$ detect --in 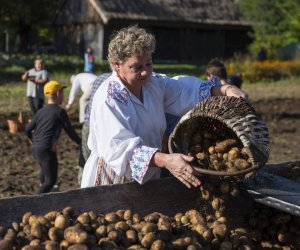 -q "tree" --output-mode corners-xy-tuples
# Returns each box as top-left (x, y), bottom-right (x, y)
(237, 0), (300, 58)
(0, 0), (63, 52)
